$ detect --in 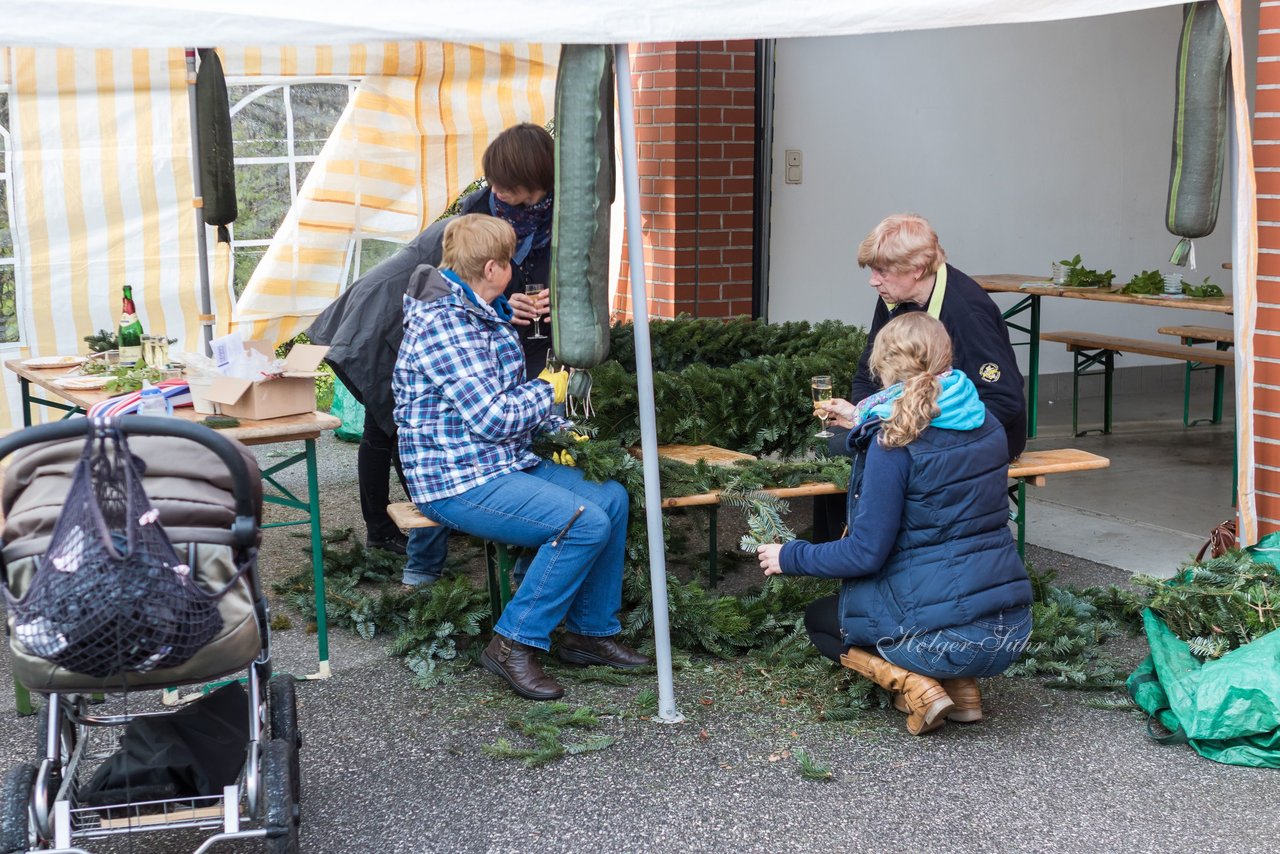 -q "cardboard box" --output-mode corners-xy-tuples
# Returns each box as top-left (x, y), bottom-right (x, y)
(201, 342), (329, 421)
